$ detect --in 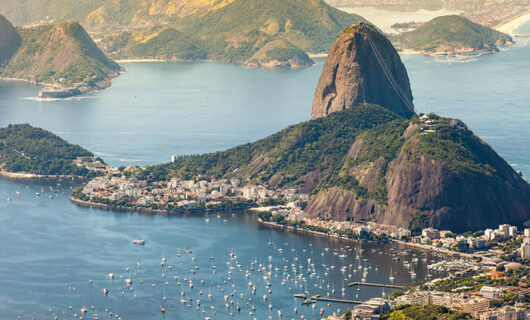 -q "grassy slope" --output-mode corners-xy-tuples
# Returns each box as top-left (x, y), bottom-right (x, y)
(136, 105), (402, 188)
(181, 0), (367, 54)
(1, 21), (121, 87)
(394, 15), (512, 52)
(0, 15), (22, 64)
(125, 28), (208, 60)
(0, 124), (94, 176)
(0, 0), (233, 28)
